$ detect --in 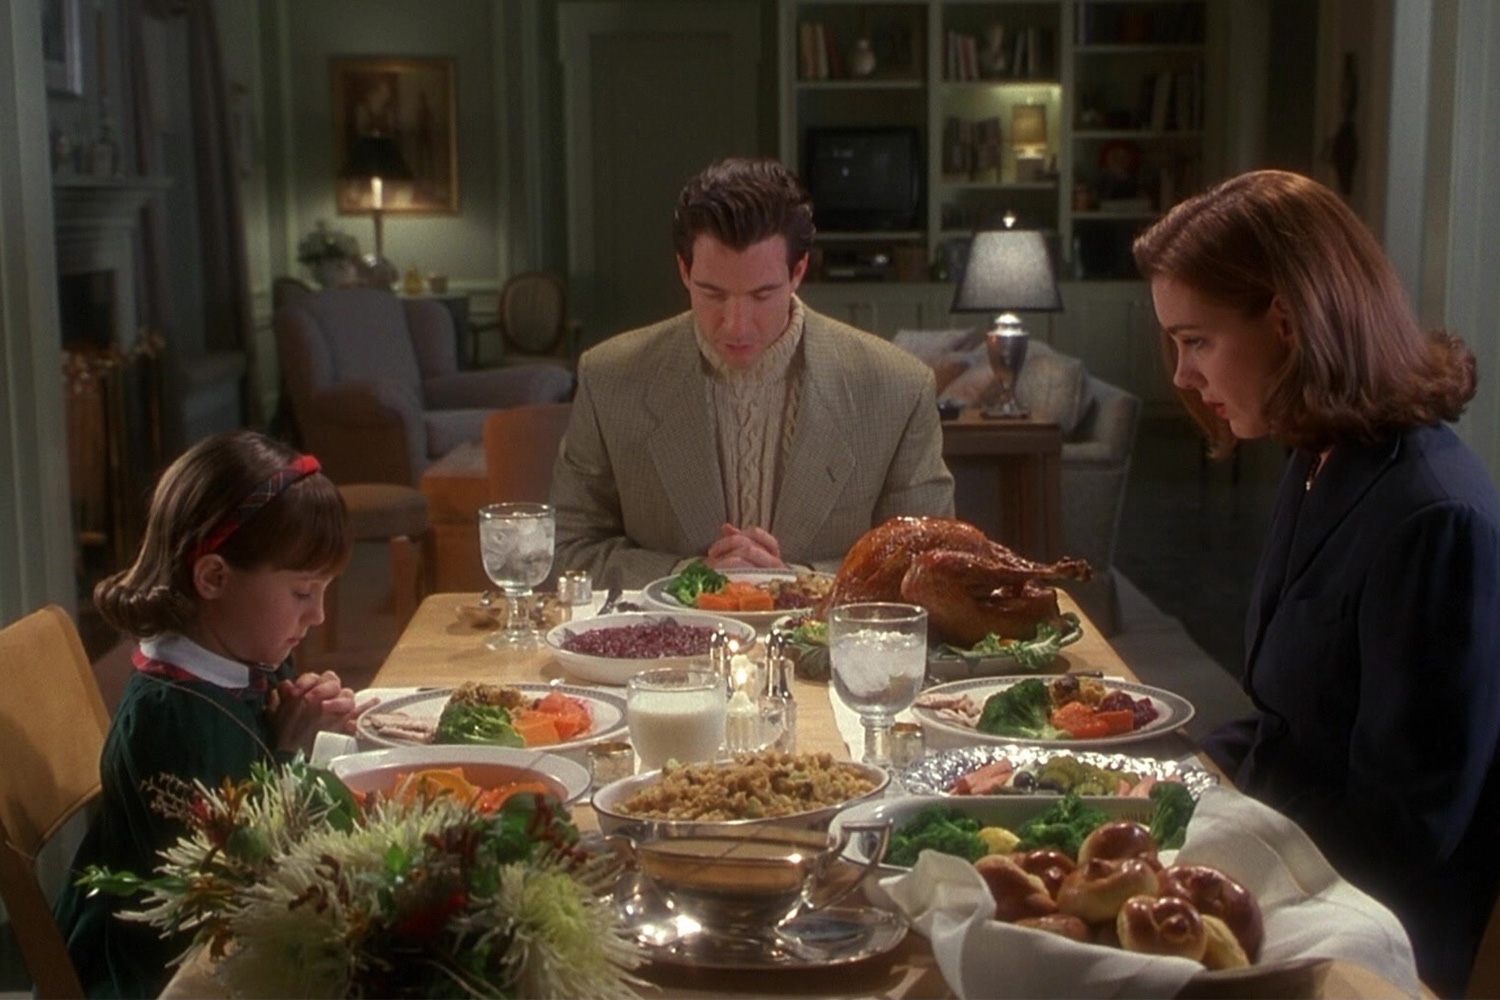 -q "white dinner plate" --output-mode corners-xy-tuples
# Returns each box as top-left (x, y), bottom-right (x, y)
(545, 610), (756, 685)
(641, 568), (832, 632)
(329, 744), (591, 805)
(354, 683), (627, 756)
(912, 676), (1195, 749)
